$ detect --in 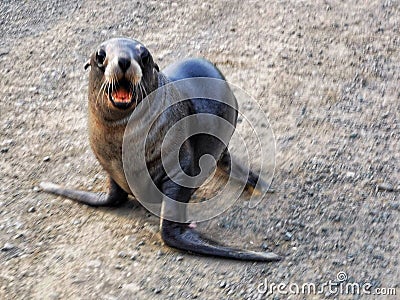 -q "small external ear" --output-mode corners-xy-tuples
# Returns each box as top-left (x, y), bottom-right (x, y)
(84, 59), (91, 70)
(154, 64), (159, 72)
